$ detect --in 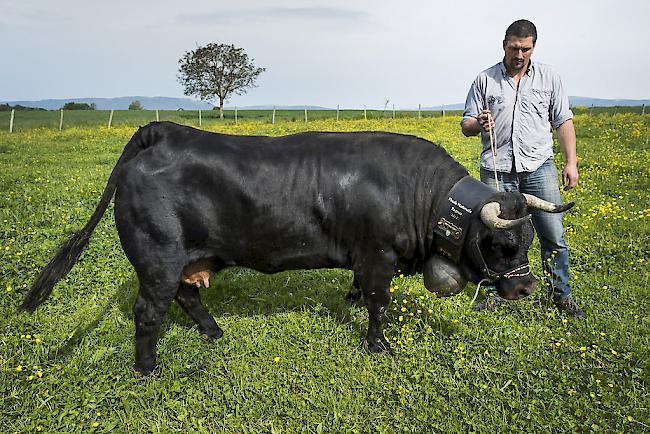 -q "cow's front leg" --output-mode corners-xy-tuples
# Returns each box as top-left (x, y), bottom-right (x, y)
(357, 259), (395, 354)
(345, 274), (362, 302)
